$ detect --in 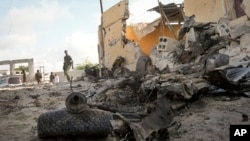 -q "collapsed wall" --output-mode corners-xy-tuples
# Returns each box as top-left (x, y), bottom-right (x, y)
(149, 0), (250, 73)
(98, 0), (141, 71)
